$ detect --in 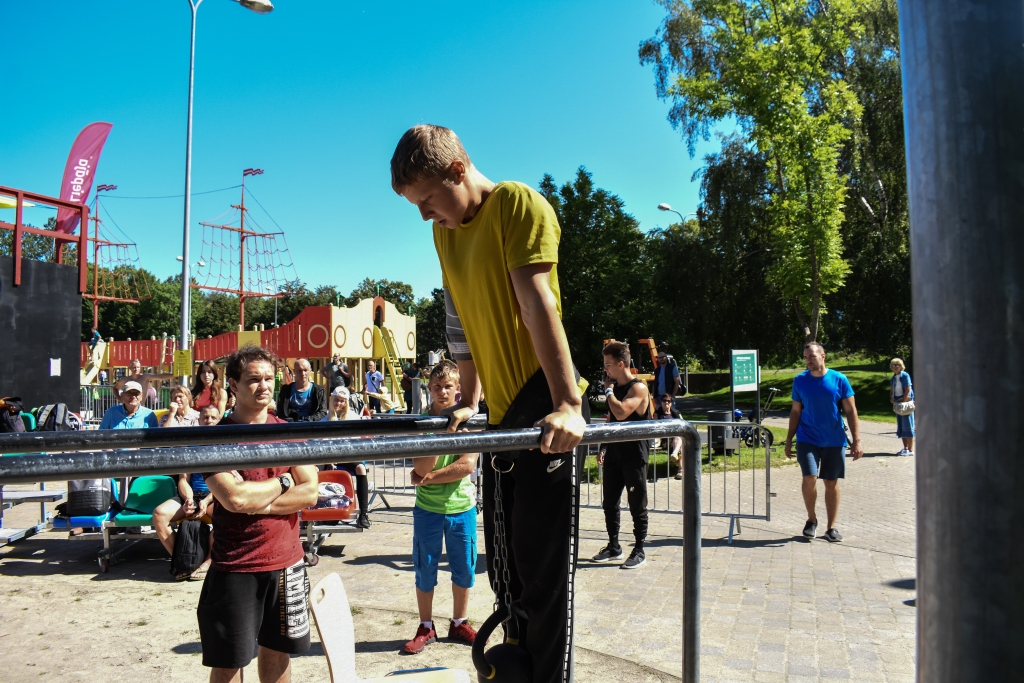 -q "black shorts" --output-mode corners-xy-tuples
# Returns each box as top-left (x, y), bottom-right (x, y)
(196, 562), (311, 669)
